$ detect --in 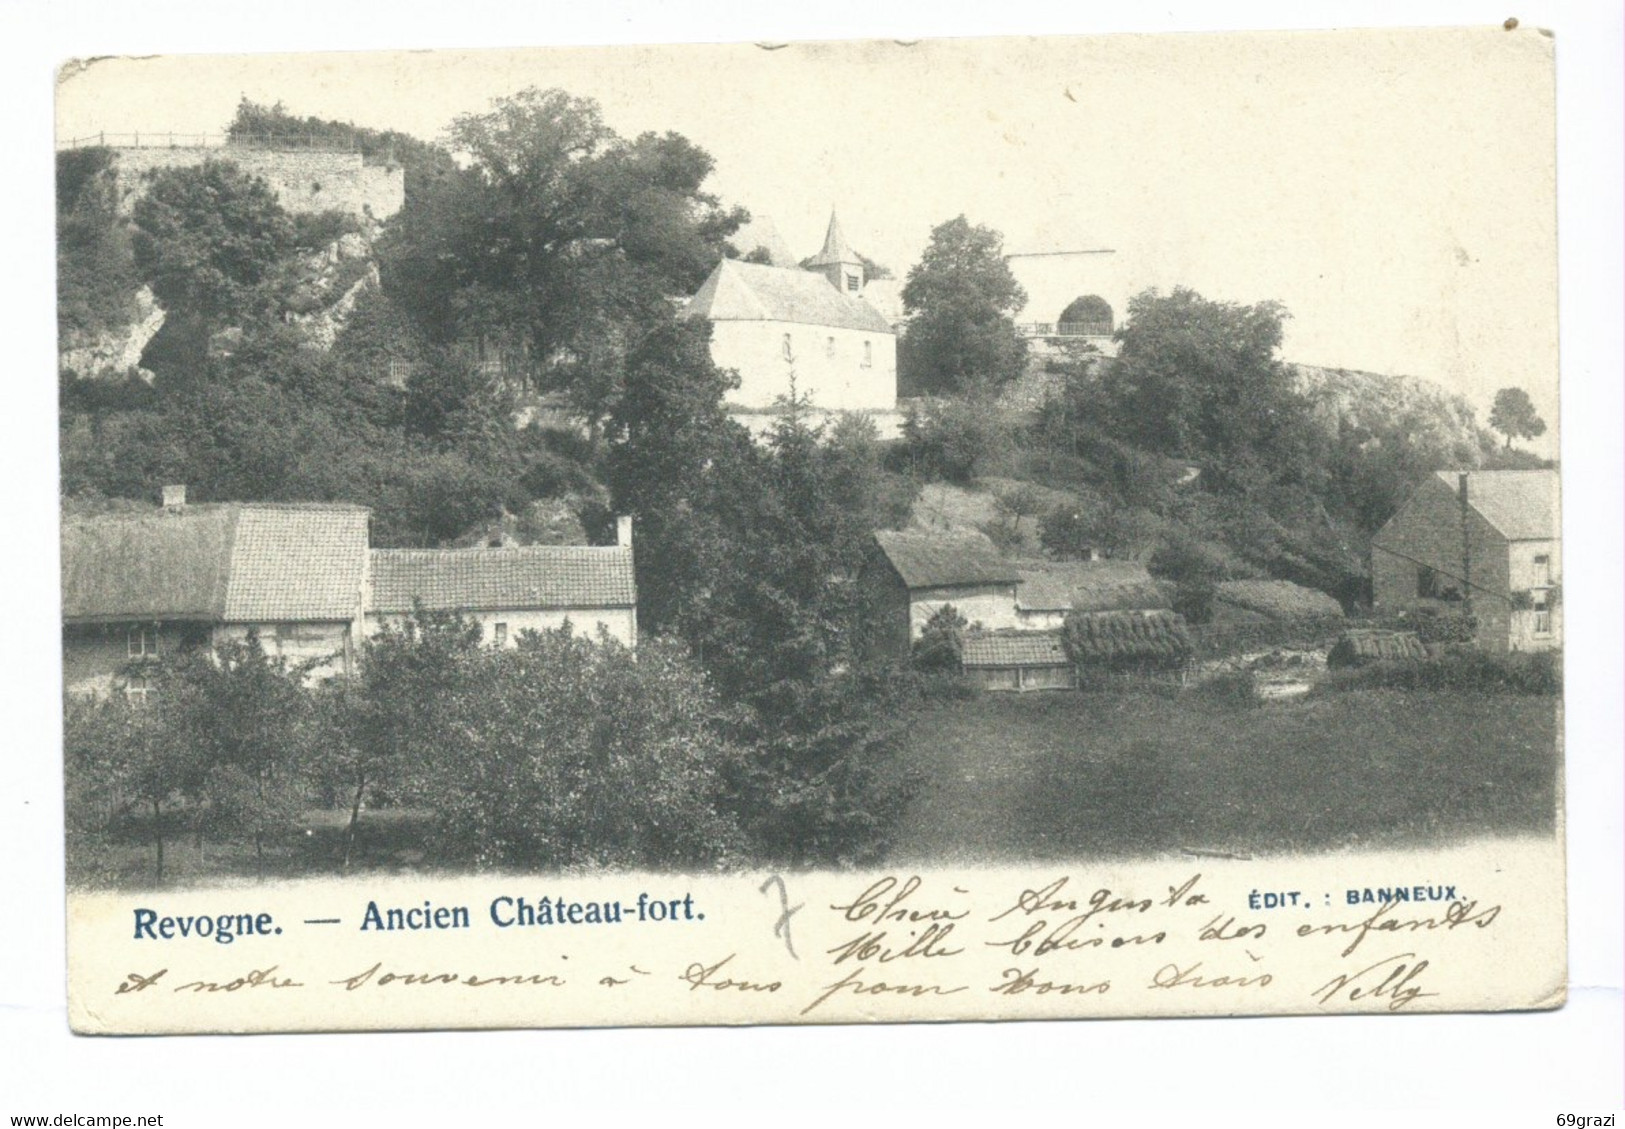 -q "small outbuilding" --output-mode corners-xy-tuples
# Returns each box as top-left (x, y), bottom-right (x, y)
(961, 631), (1077, 692)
